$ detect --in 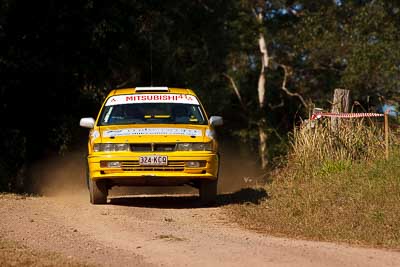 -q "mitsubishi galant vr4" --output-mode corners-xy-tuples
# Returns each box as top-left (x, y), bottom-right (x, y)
(79, 87), (223, 205)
